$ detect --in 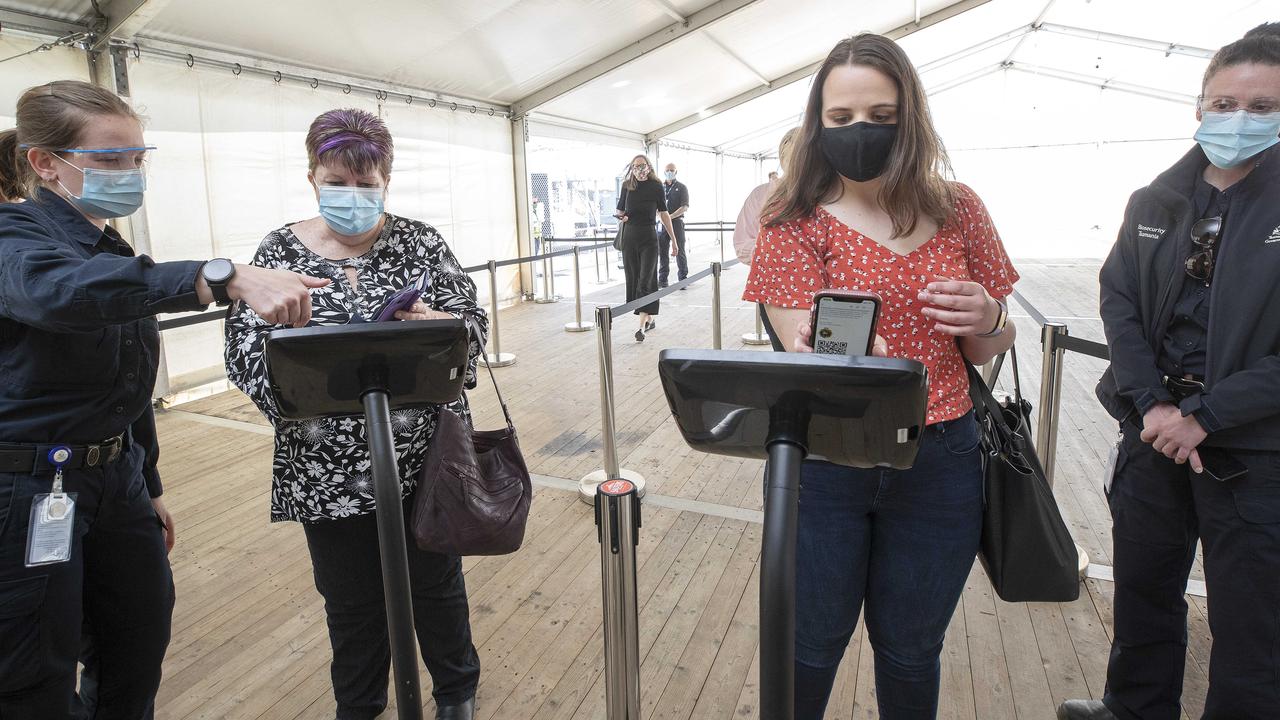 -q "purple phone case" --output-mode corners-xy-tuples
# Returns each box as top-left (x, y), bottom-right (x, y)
(374, 287), (424, 321)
